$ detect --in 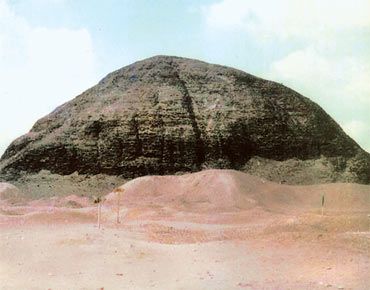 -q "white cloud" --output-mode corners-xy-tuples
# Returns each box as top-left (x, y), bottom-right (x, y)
(0, 0), (98, 156)
(270, 47), (370, 103)
(342, 120), (370, 152)
(343, 62), (370, 106)
(343, 120), (367, 138)
(203, 0), (370, 39)
(270, 48), (333, 87)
